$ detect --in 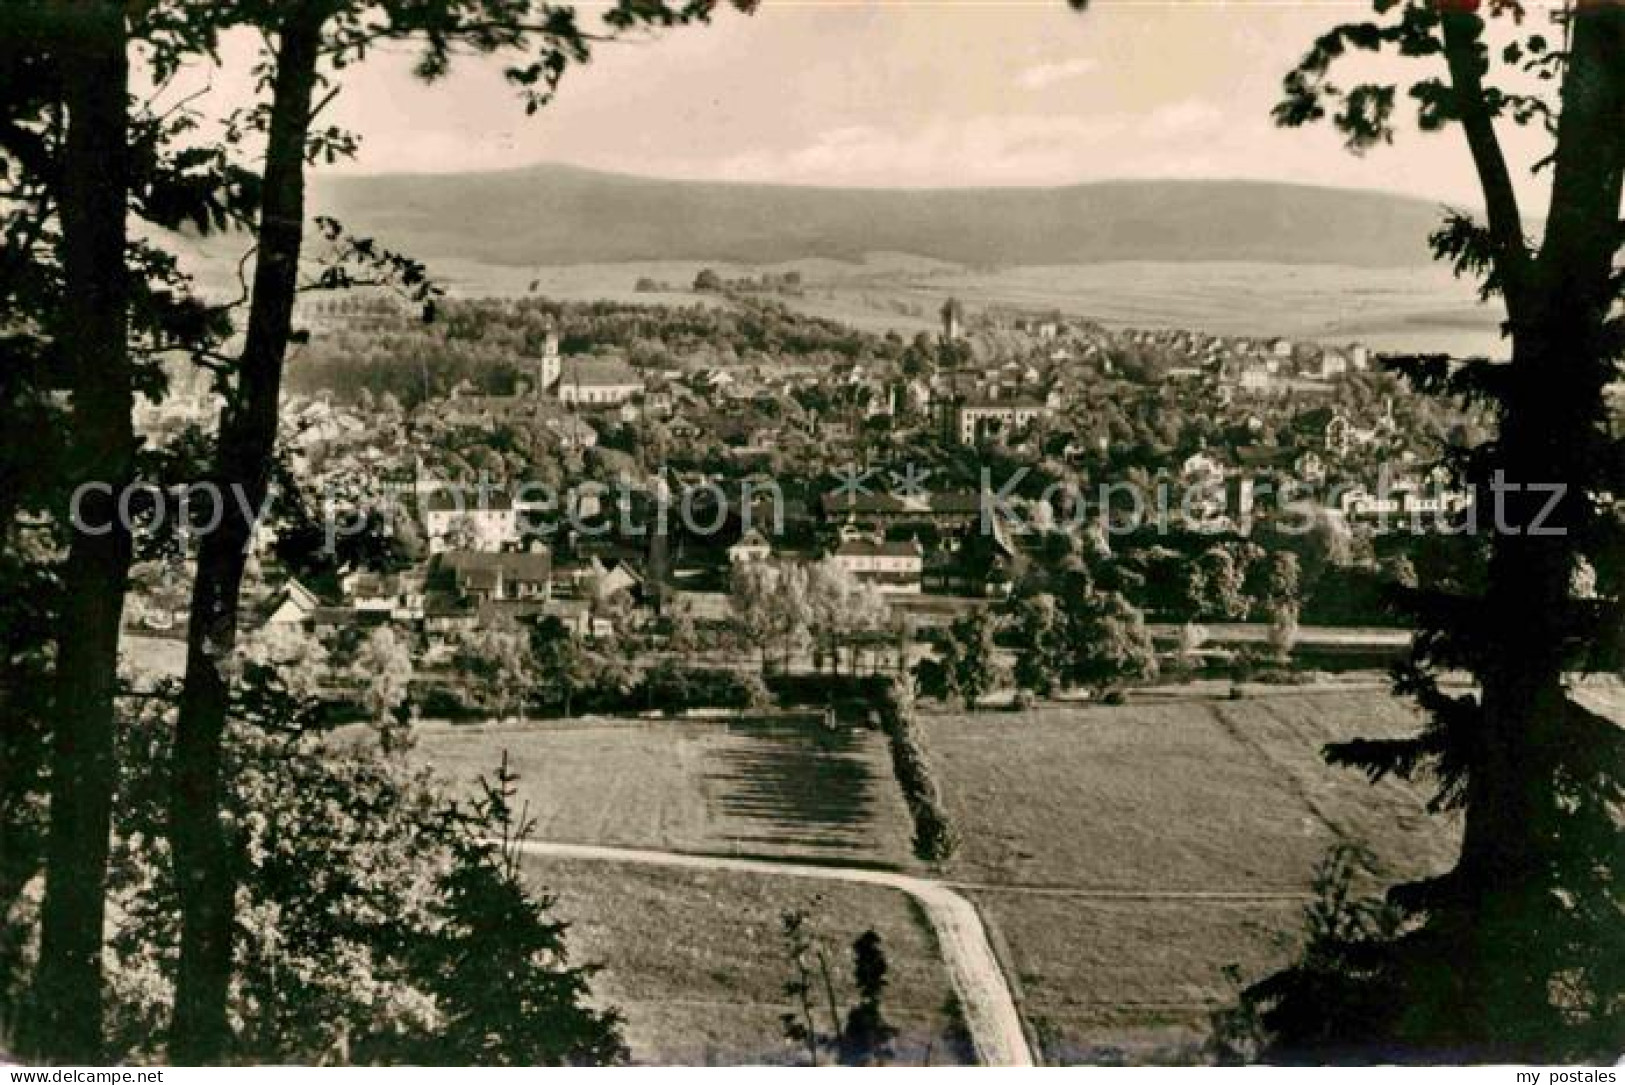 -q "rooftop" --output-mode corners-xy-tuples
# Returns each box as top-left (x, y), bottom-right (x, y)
(559, 357), (643, 388)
